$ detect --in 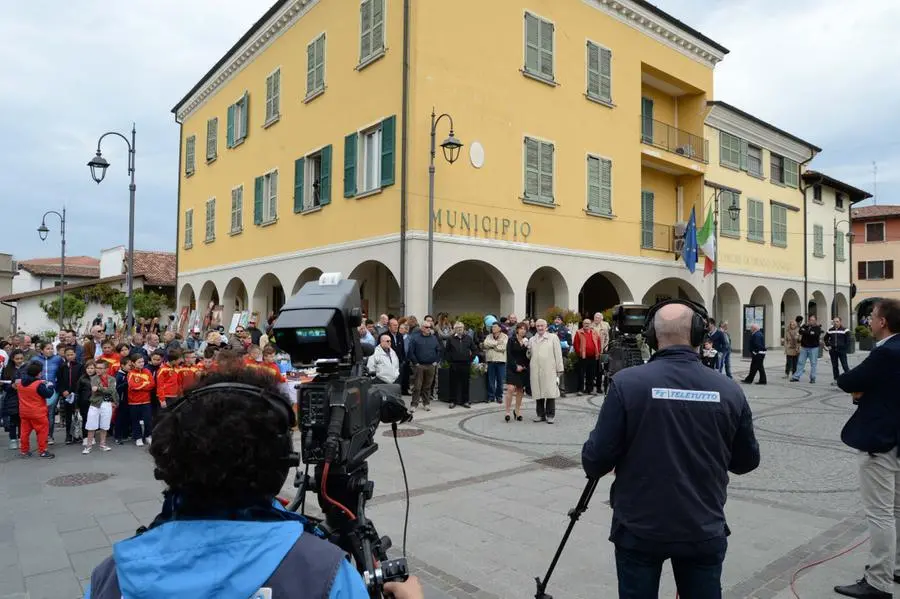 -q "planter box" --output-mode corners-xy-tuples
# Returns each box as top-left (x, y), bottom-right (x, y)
(564, 371), (579, 394)
(857, 337), (875, 351)
(437, 368), (489, 403)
